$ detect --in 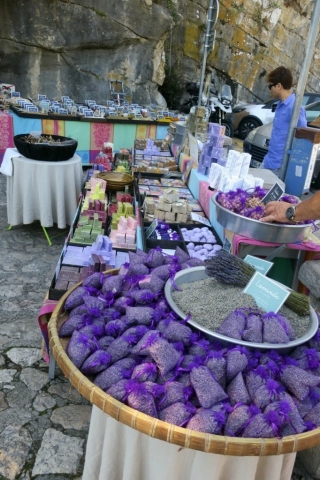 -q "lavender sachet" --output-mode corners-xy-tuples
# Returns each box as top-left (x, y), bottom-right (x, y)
(190, 366), (228, 408)
(66, 330), (96, 369)
(216, 309), (246, 340)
